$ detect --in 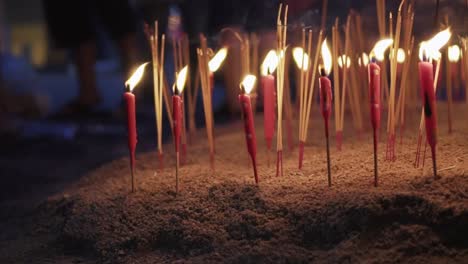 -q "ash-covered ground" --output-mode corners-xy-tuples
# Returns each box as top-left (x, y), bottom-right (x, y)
(1, 104), (467, 263)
